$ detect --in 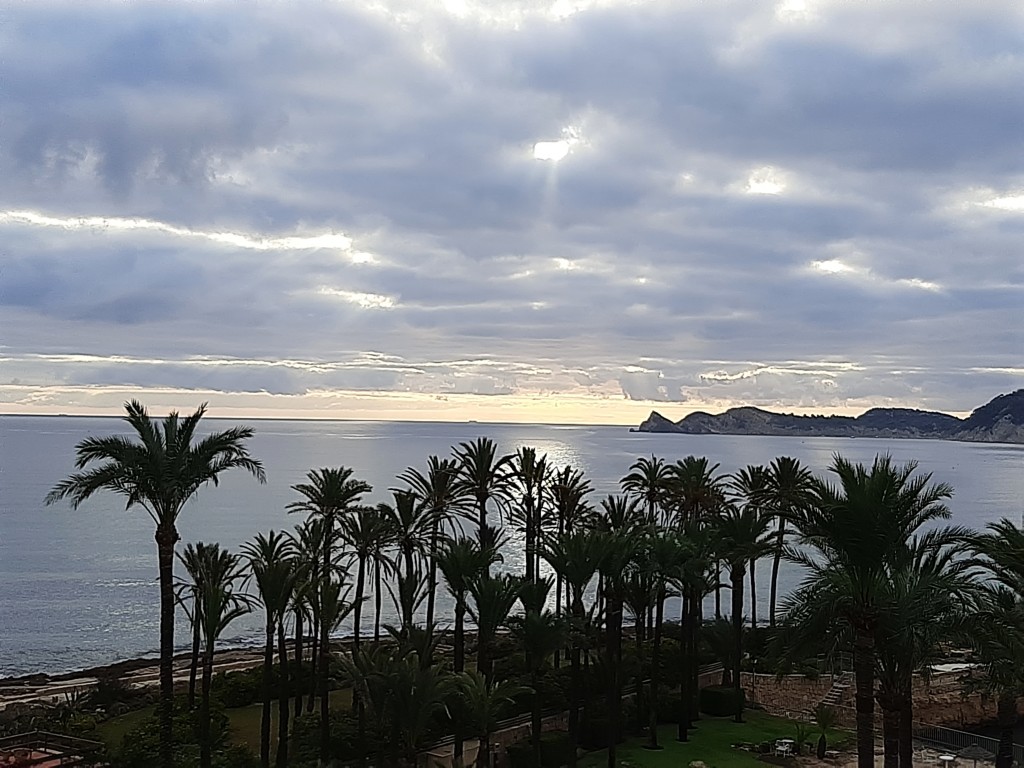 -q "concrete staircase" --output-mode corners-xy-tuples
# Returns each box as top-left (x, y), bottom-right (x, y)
(819, 671), (852, 708)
